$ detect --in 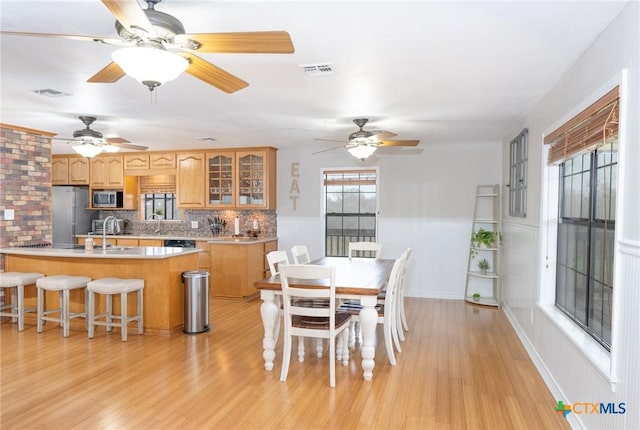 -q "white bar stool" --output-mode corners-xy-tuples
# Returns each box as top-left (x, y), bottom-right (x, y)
(87, 278), (144, 342)
(36, 275), (91, 337)
(0, 272), (44, 331)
